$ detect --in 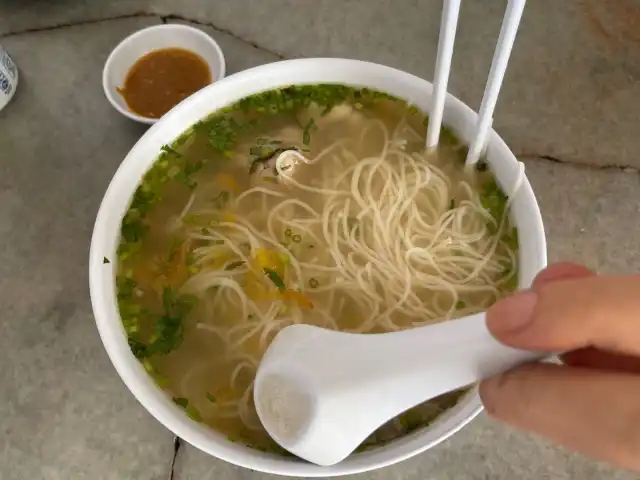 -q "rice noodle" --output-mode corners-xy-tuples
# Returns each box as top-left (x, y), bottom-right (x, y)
(173, 116), (522, 436)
